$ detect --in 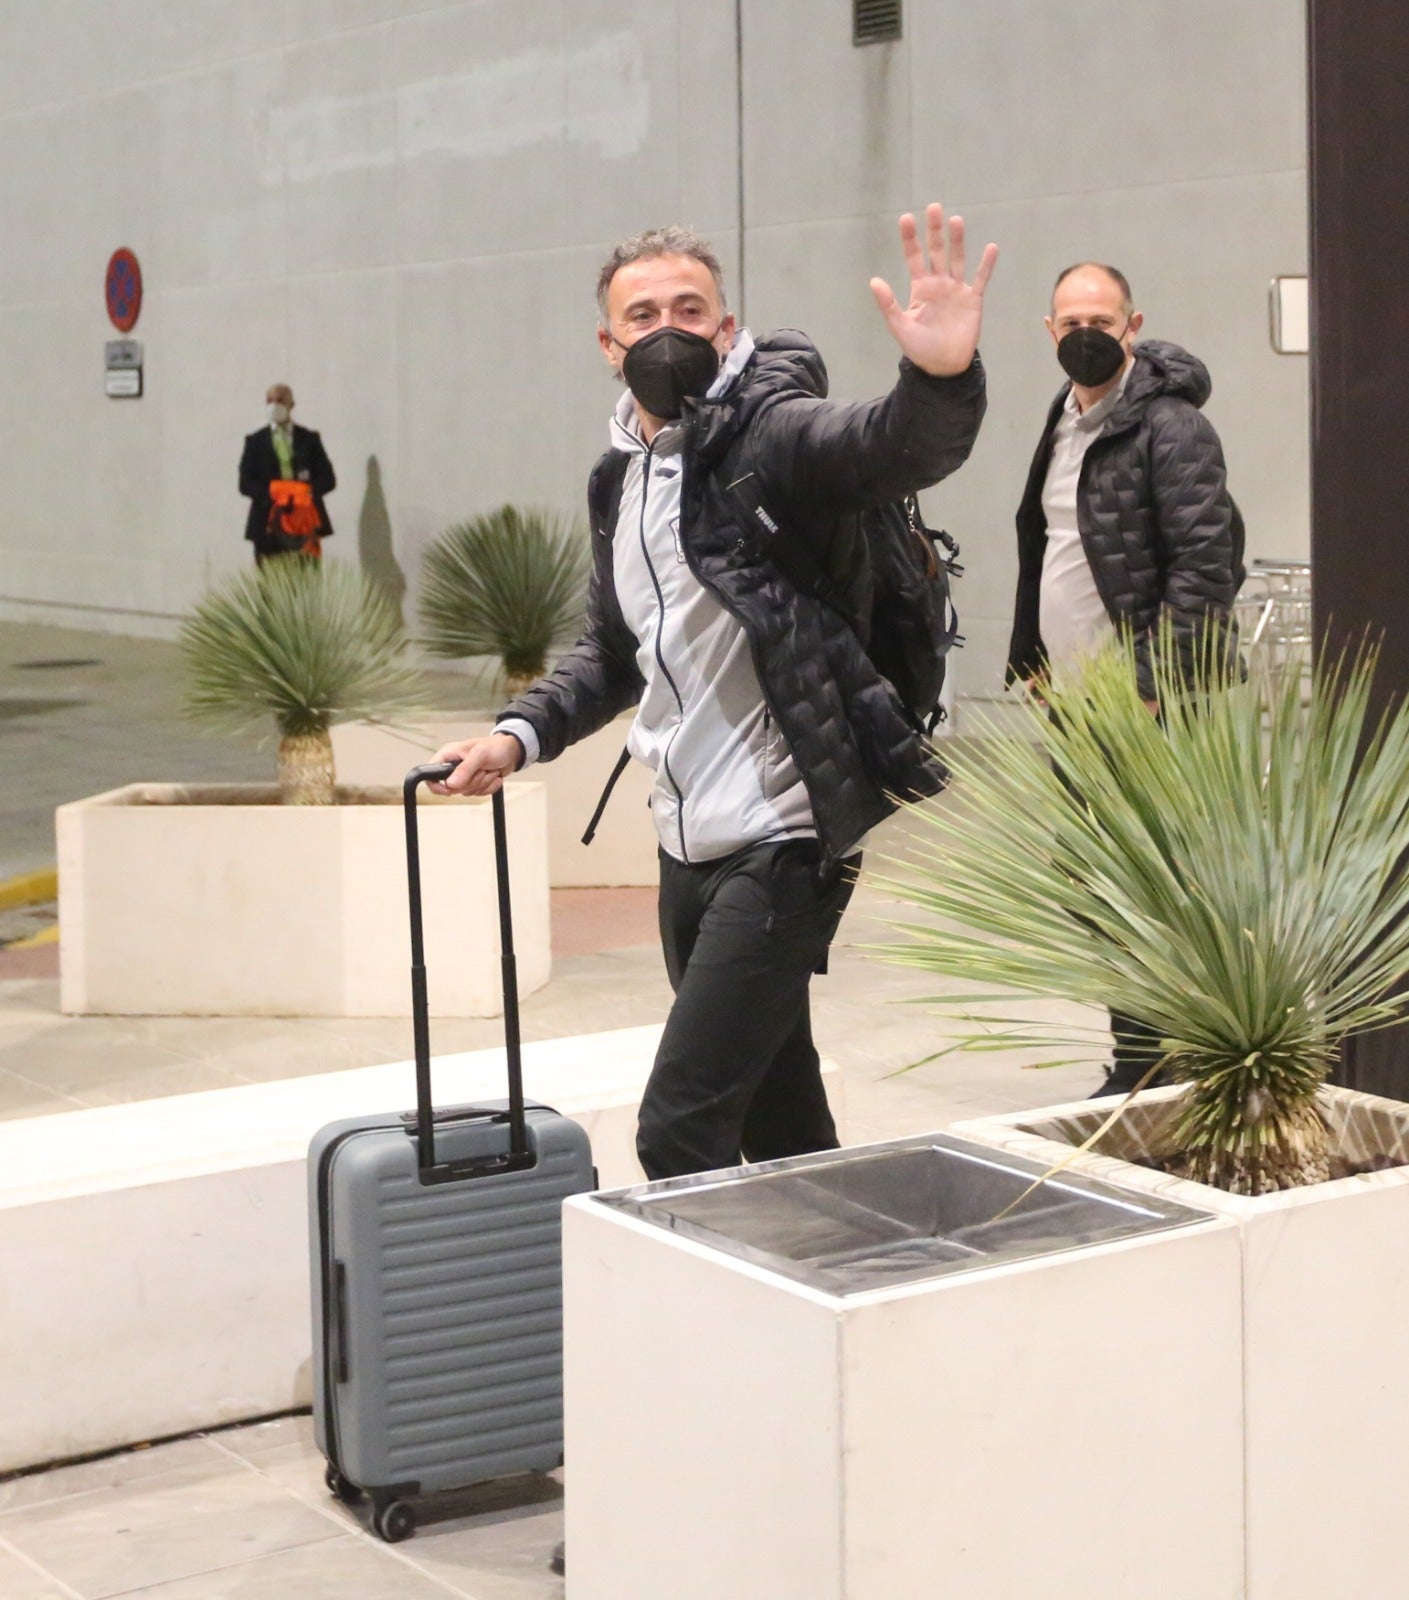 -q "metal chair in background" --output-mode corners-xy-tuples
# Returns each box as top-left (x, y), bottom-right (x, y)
(1235, 557), (1313, 681)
